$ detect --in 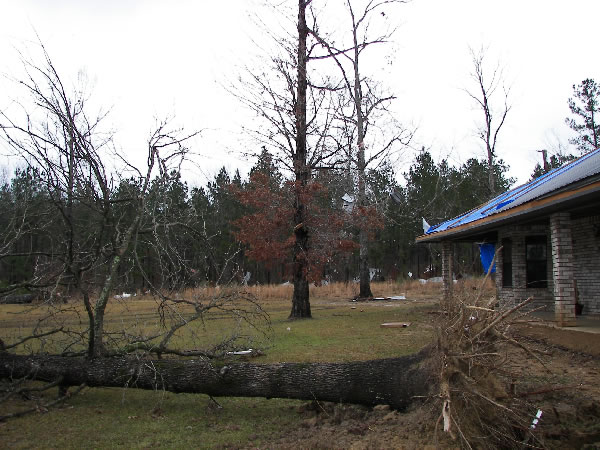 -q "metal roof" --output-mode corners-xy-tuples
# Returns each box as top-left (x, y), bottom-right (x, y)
(423, 148), (600, 237)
